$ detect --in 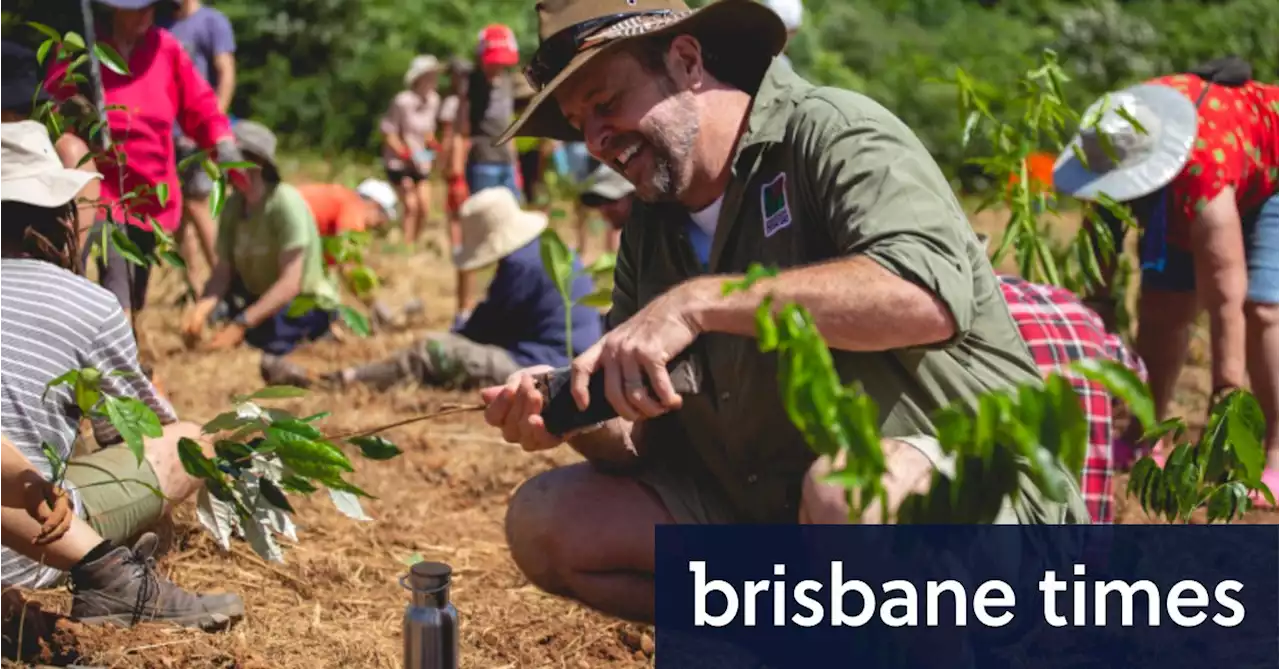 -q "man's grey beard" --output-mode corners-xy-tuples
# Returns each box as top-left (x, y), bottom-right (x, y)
(636, 95), (699, 204)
